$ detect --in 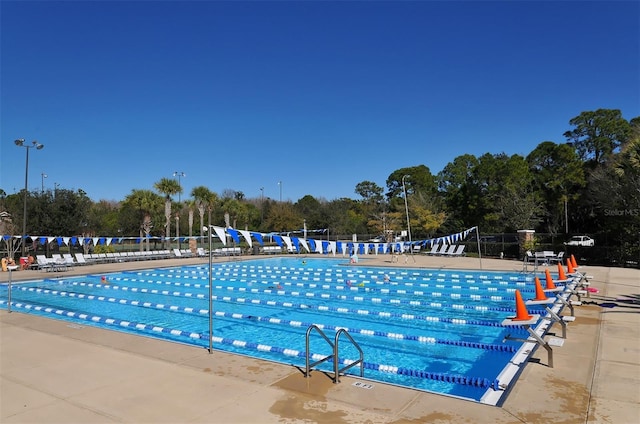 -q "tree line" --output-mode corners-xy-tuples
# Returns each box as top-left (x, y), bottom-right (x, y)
(1, 108), (638, 265)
